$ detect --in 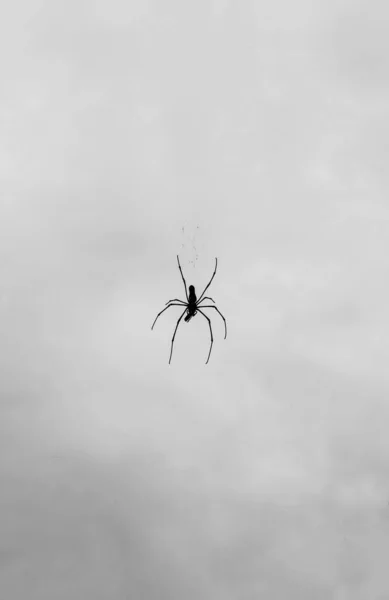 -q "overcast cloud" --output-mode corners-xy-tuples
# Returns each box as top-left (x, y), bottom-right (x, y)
(1, 0), (389, 598)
